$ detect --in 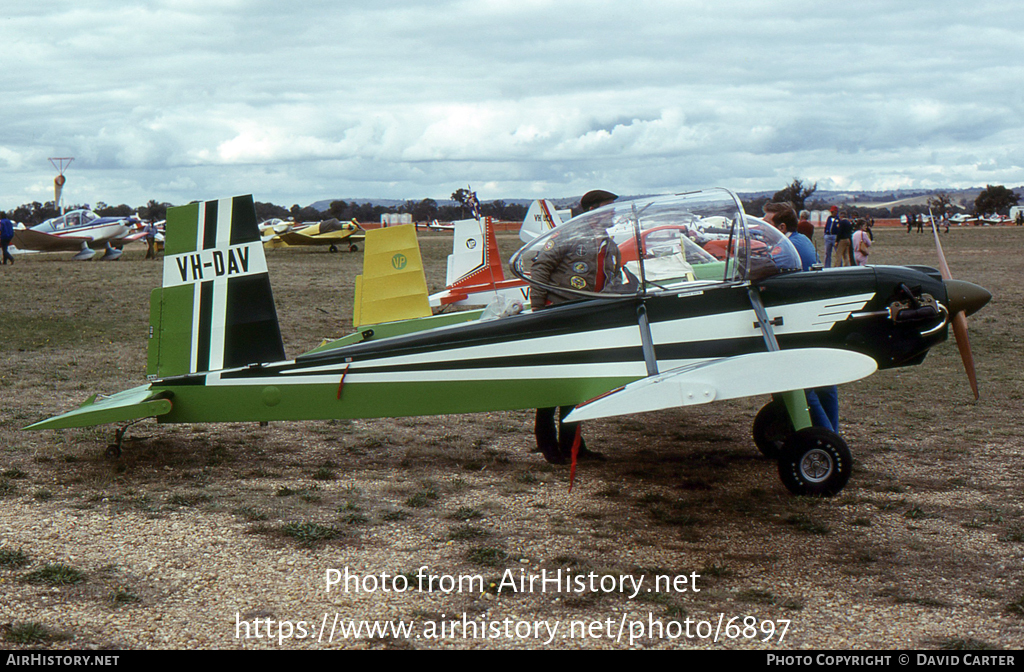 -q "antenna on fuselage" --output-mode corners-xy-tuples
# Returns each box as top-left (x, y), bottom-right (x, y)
(48, 157), (74, 214)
